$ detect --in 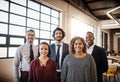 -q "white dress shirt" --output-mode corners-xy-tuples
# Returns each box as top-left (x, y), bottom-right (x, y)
(13, 42), (38, 82)
(87, 44), (95, 55)
(55, 42), (63, 71)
